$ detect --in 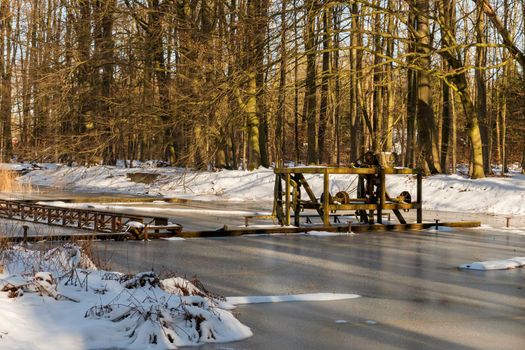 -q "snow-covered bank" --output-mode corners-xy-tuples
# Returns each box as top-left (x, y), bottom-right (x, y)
(17, 164), (525, 216)
(0, 244), (252, 350)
